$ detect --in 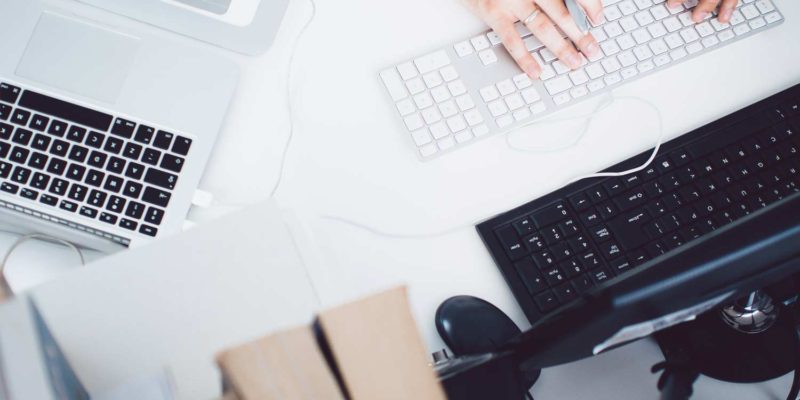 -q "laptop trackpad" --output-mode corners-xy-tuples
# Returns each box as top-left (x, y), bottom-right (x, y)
(15, 13), (140, 104)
